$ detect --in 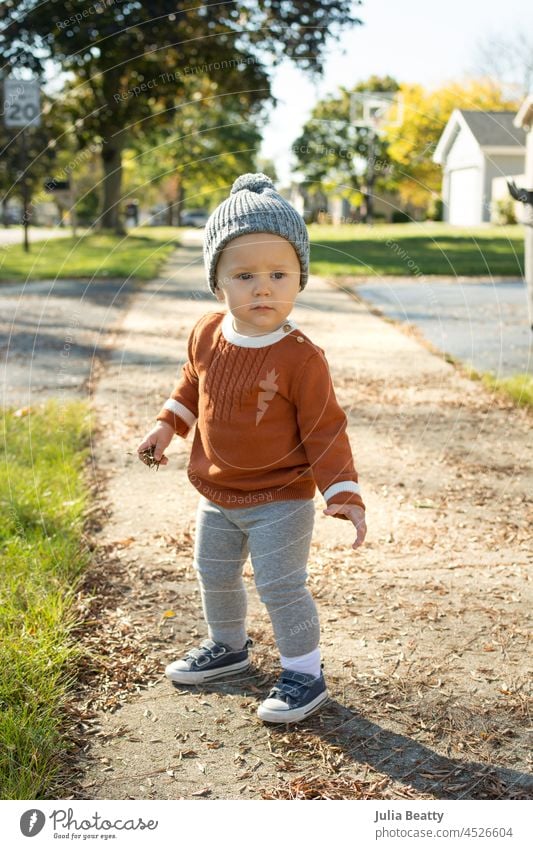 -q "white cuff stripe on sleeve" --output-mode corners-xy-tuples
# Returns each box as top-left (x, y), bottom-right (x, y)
(323, 481), (361, 502)
(163, 399), (197, 428)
